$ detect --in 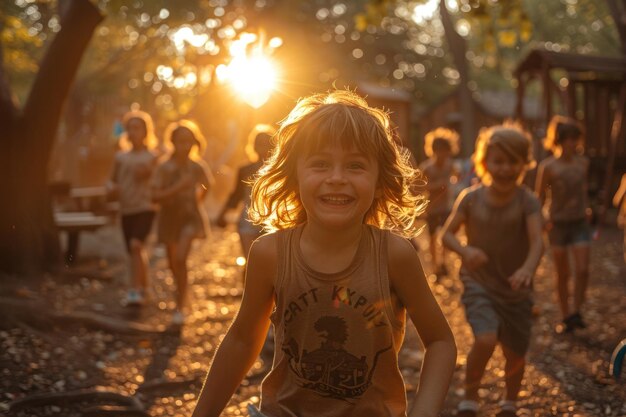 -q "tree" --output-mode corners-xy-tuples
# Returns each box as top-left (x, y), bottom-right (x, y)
(0, 0), (103, 275)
